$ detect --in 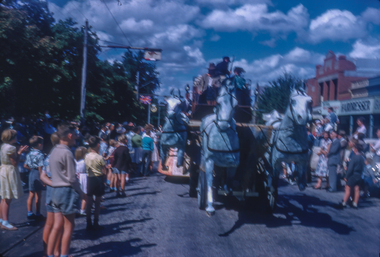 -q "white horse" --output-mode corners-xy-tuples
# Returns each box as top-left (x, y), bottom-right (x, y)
(270, 88), (312, 192)
(200, 82), (240, 215)
(160, 89), (188, 170)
